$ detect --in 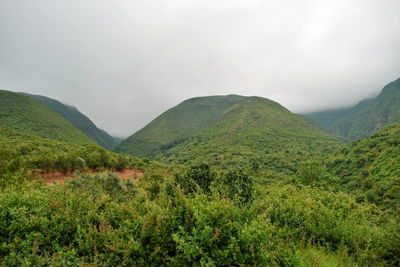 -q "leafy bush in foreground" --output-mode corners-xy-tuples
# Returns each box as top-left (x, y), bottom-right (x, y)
(0, 171), (397, 266)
